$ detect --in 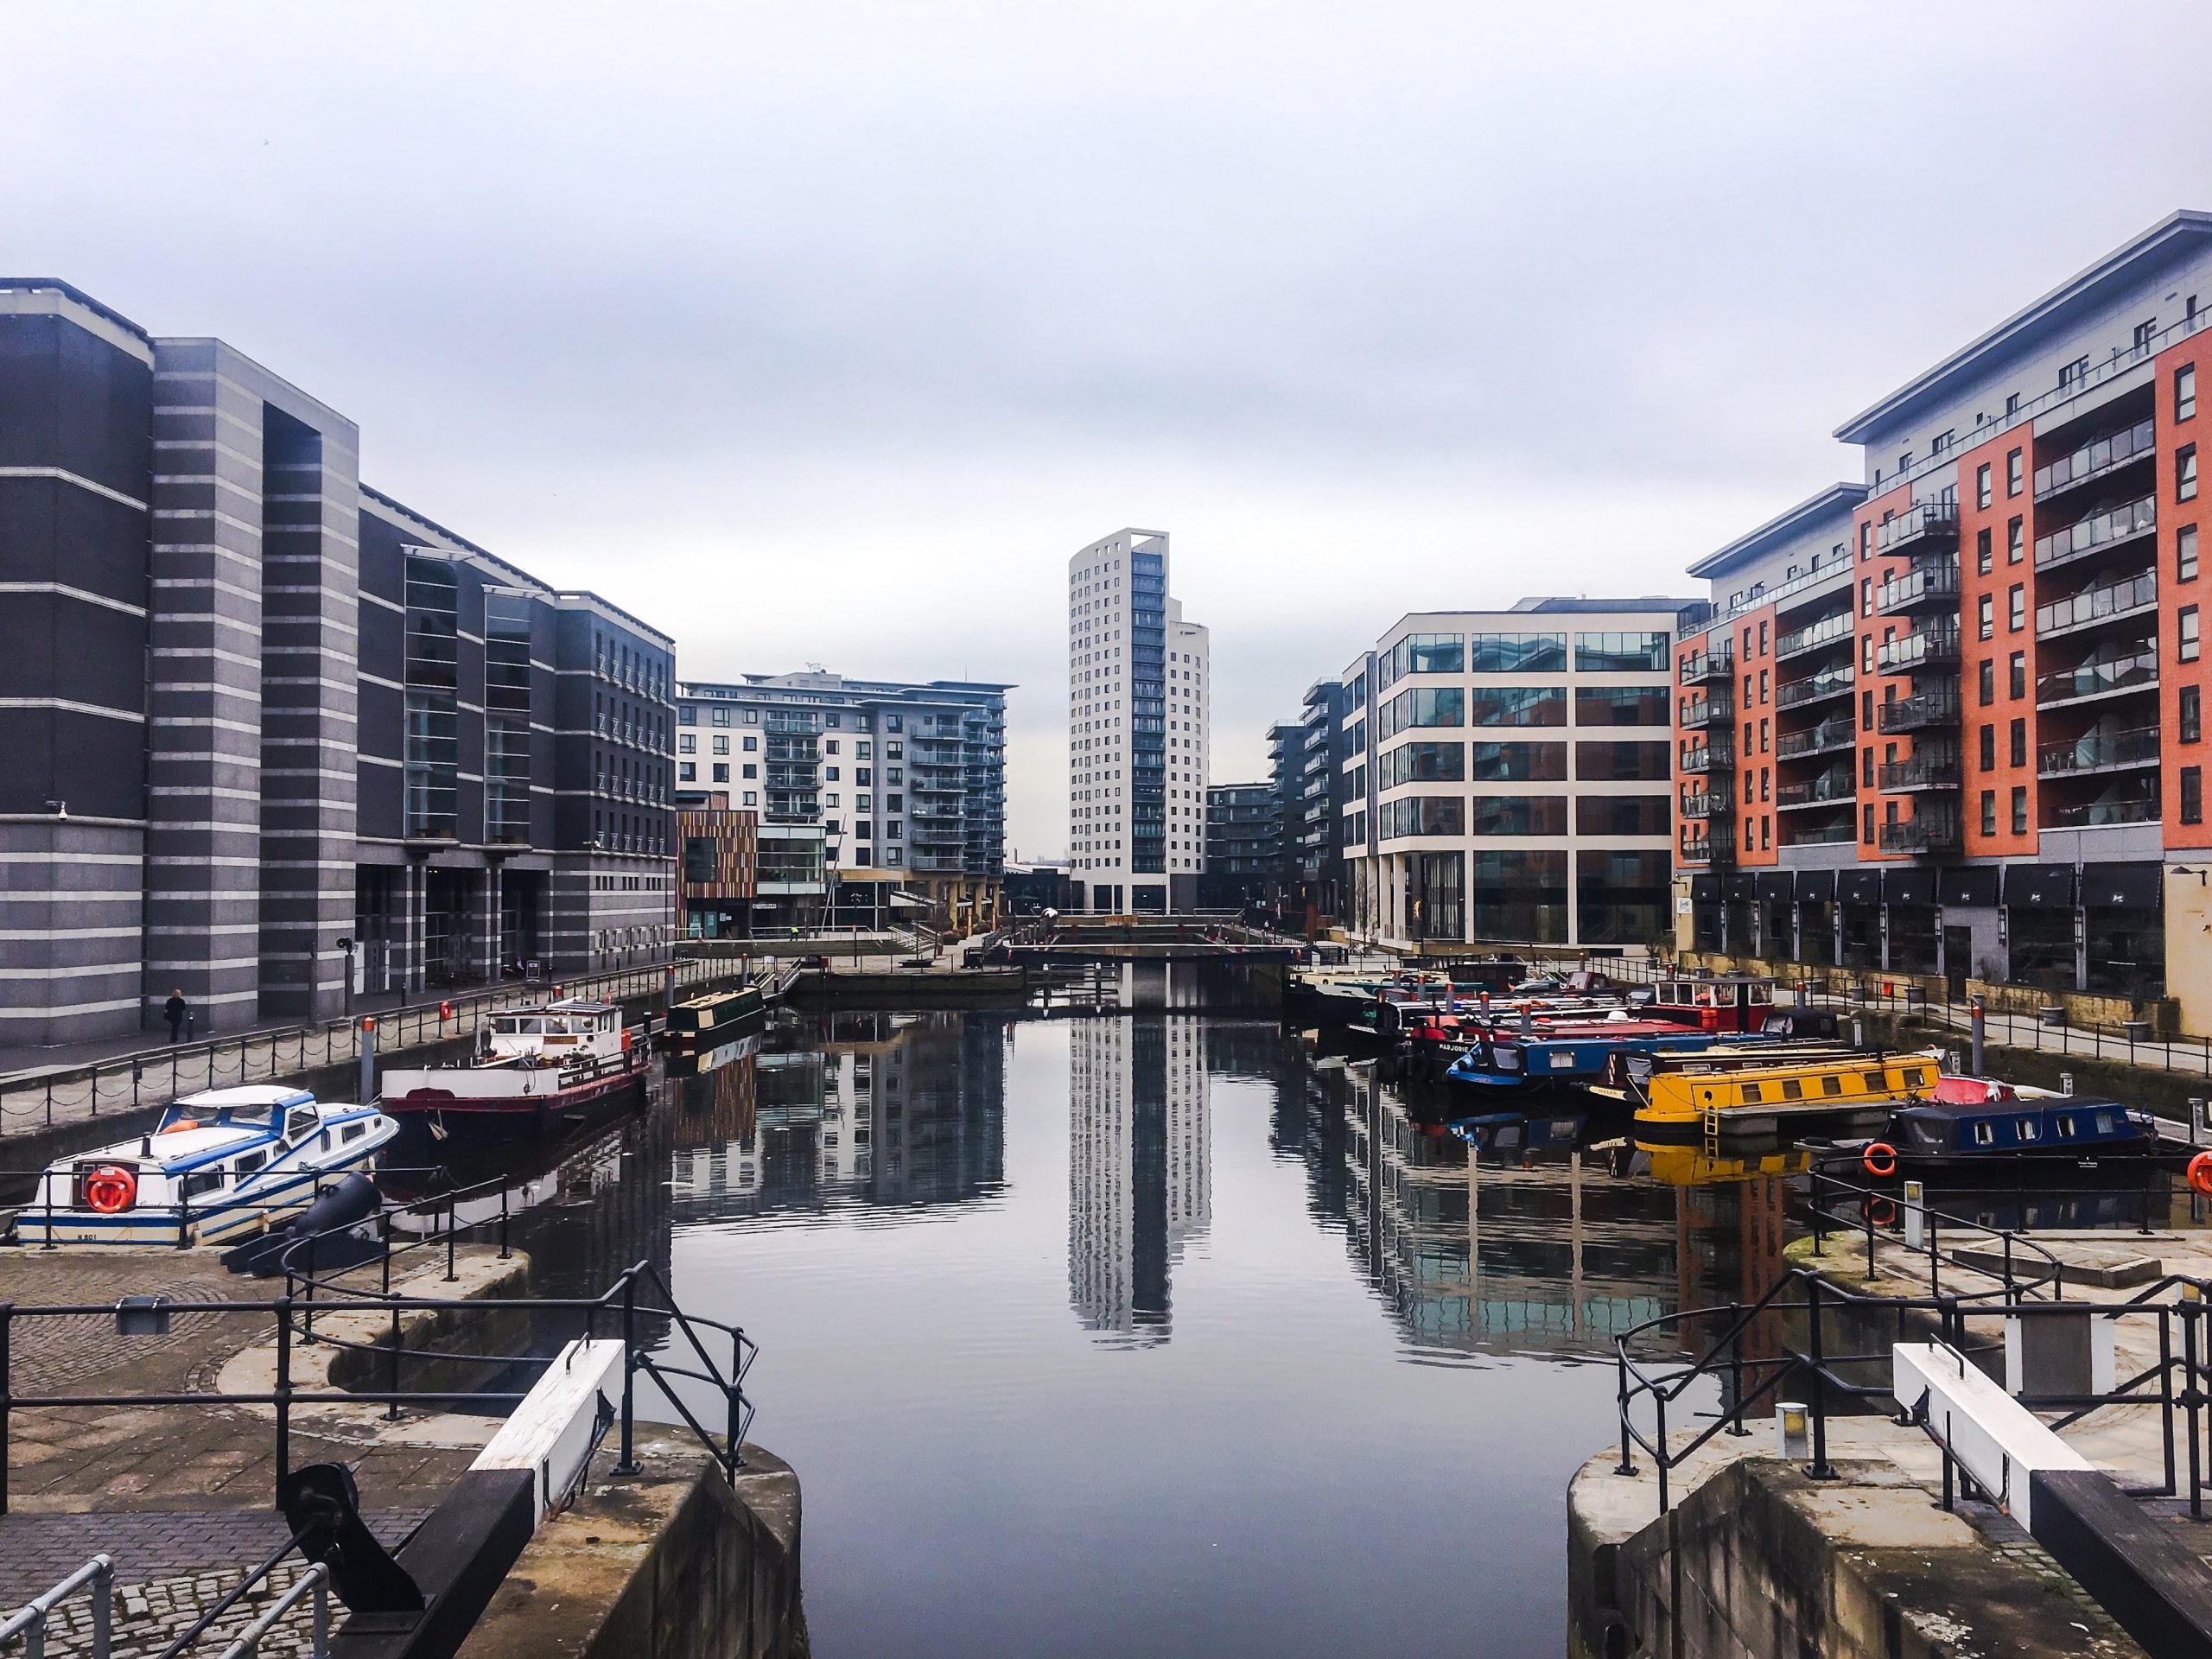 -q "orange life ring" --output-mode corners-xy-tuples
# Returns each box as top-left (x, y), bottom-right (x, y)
(1862, 1141), (1898, 1179)
(84, 1163), (138, 1214)
(1864, 1195), (1897, 1227)
(2189, 1152), (2212, 1199)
